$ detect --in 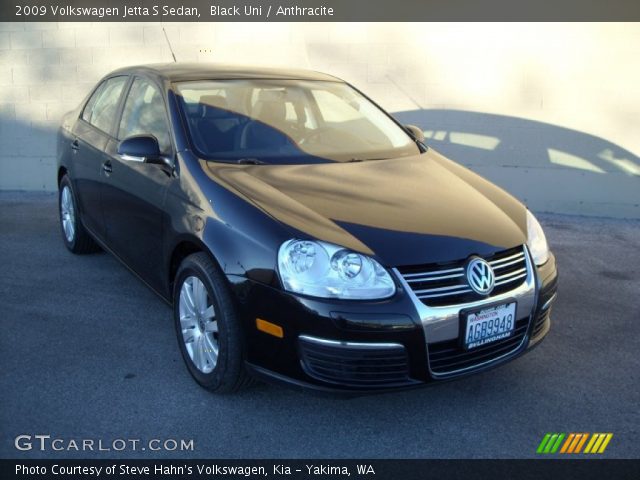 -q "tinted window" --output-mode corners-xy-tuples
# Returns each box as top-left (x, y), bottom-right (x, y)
(82, 76), (128, 134)
(119, 77), (171, 154)
(312, 89), (361, 122)
(175, 79), (419, 164)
